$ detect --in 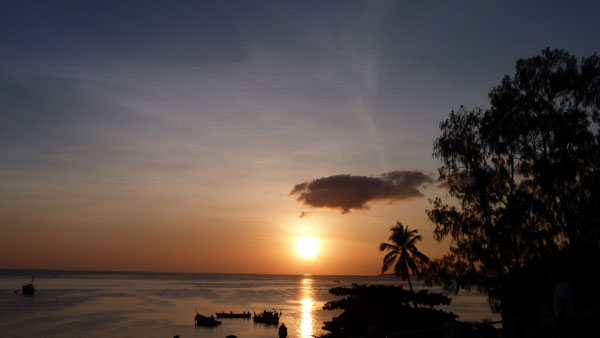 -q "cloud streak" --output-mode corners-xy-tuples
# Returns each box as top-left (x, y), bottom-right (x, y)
(290, 170), (432, 214)
(299, 211), (312, 218)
